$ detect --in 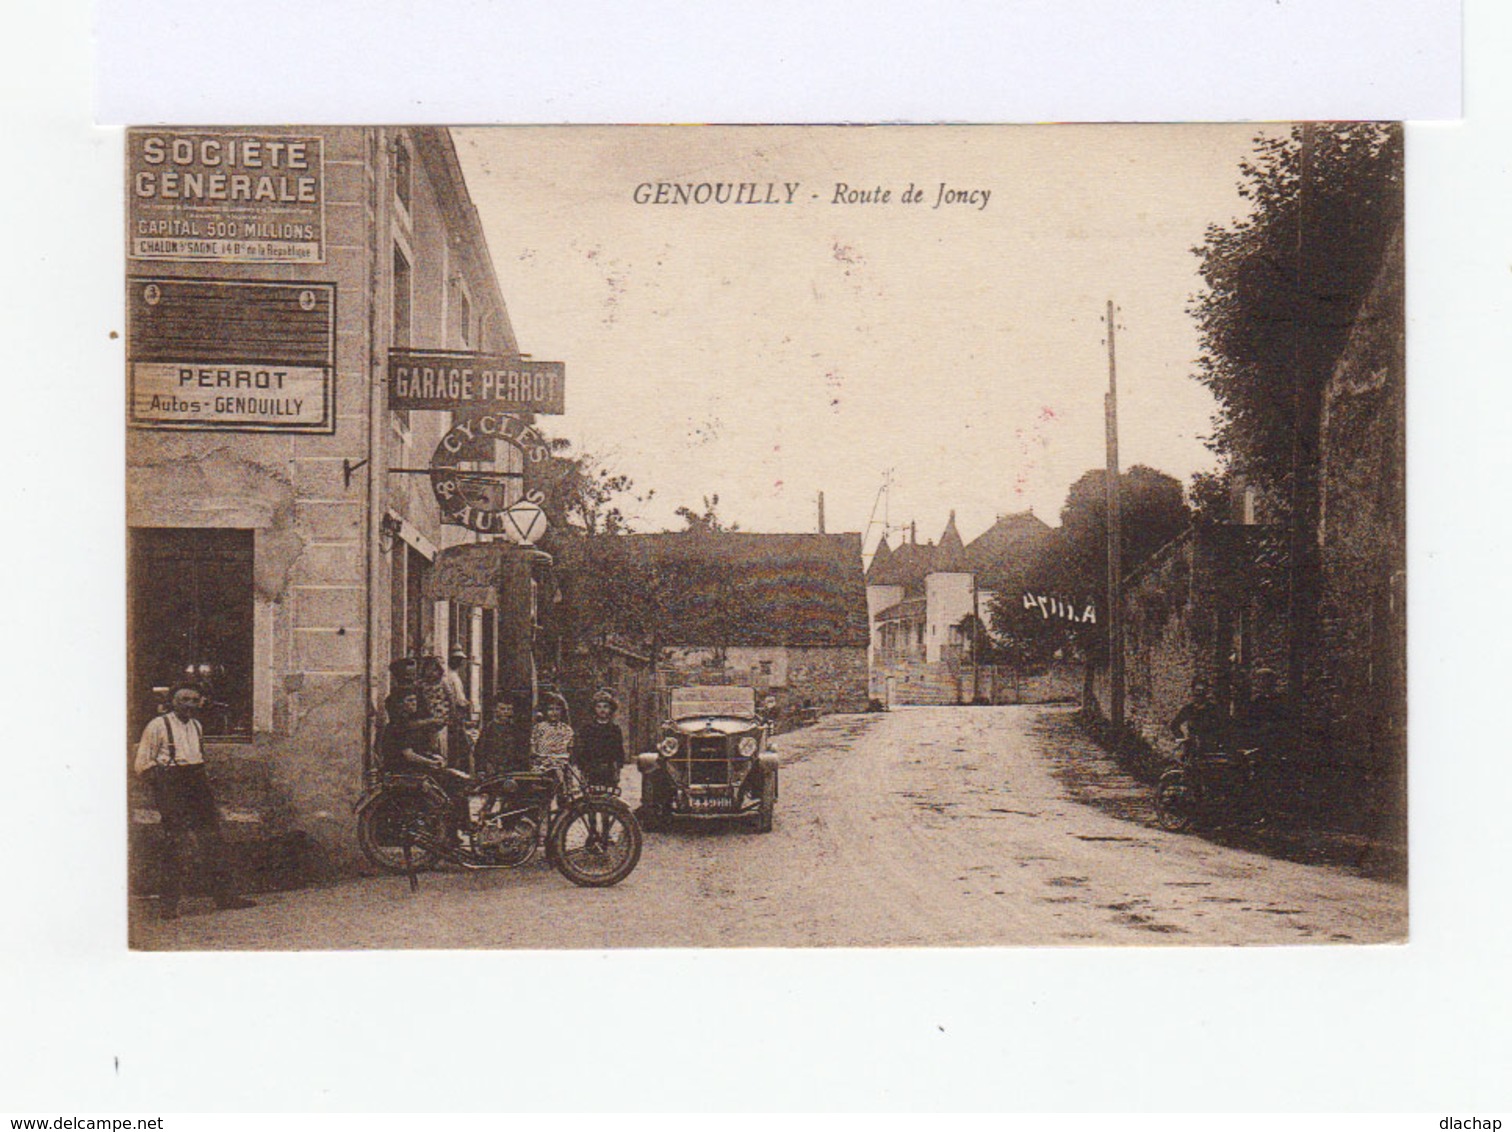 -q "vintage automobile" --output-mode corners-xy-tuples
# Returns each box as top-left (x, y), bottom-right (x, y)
(636, 685), (779, 833)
